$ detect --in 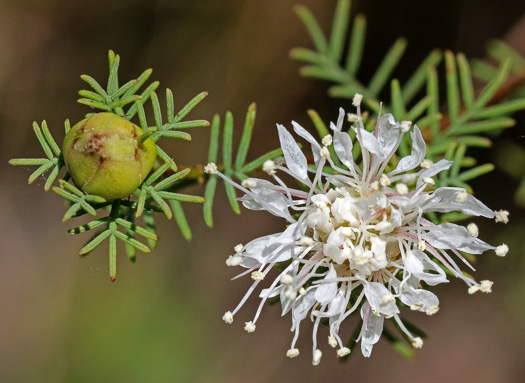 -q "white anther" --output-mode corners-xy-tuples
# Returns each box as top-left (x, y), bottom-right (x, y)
(225, 255), (242, 267)
(222, 311), (234, 324)
(284, 287), (297, 300)
(495, 244), (509, 257)
(299, 287), (306, 296)
(241, 179), (257, 188)
(423, 177), (435, 186)
(337, 347), (351, 357)
(234, 244), (244, 253)
(480, 280), (493, 293)
(400, 121), (412, 133)
(421, 159), (433, 169)
(418, 240), (426, 251)
(322, 134), (333, 146)
(244, 321), (256, 333)
(467, 223), (479, 237)
(375, 221), (393, 232)
(251, 271), (265, 281)
(280, 274), (294, 285)
(371, 181), (380, 191)
(410, 303), (423, 311)
(468, 285), (480, 294)
(347, 113), (360, 122)
(380, 174), (391, 187)
(204, 163), (218, 174)
(412, 337), (424, 348)
(401, 173), (417, 184)
(286, 348), (300, 358)
(320, 146), (330, 159)
(495, 210), (509, 224)
(426, 306), (439, 315)
(328, 336), (338, 348)
(352, 93), (363, 107)
(396, 183), (409, 195)
(300, 237), (315, 247)
(312, 349), (323, 366)
(456, 190), (468, 202)
(356, 250), (373, 265)
(381, 294), (395, 303)
(341, 227), (354, 238)
(262, 160), (276, 175)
